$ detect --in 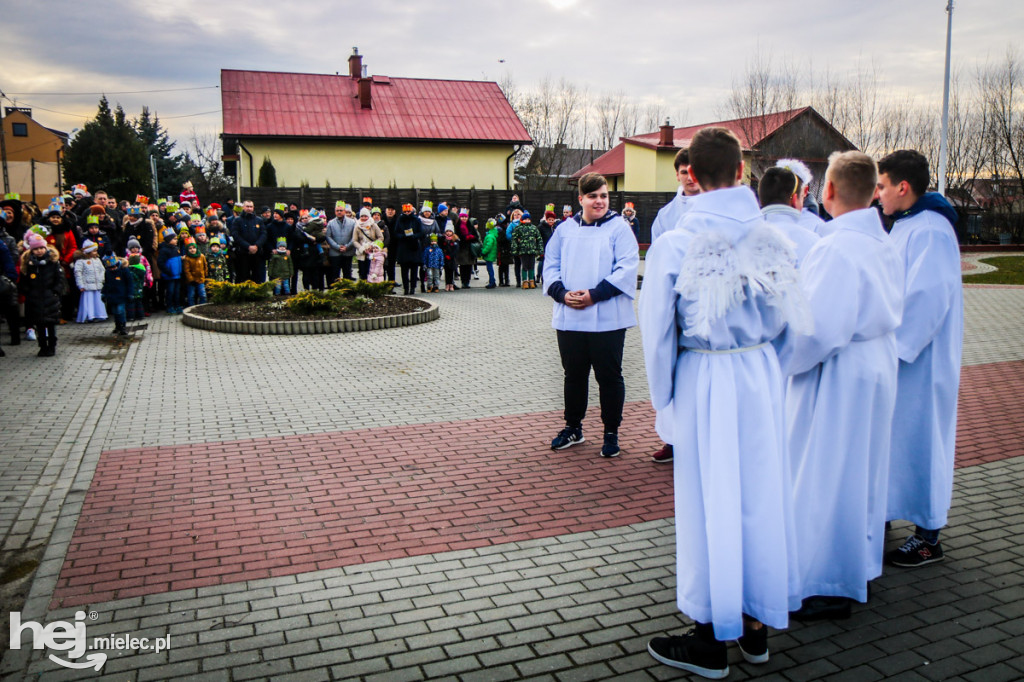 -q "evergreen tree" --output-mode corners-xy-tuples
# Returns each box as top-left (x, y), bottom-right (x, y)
(258, 157), (277, 187)
(134, 107), (189, 201)
(63, 96), (151, 200)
